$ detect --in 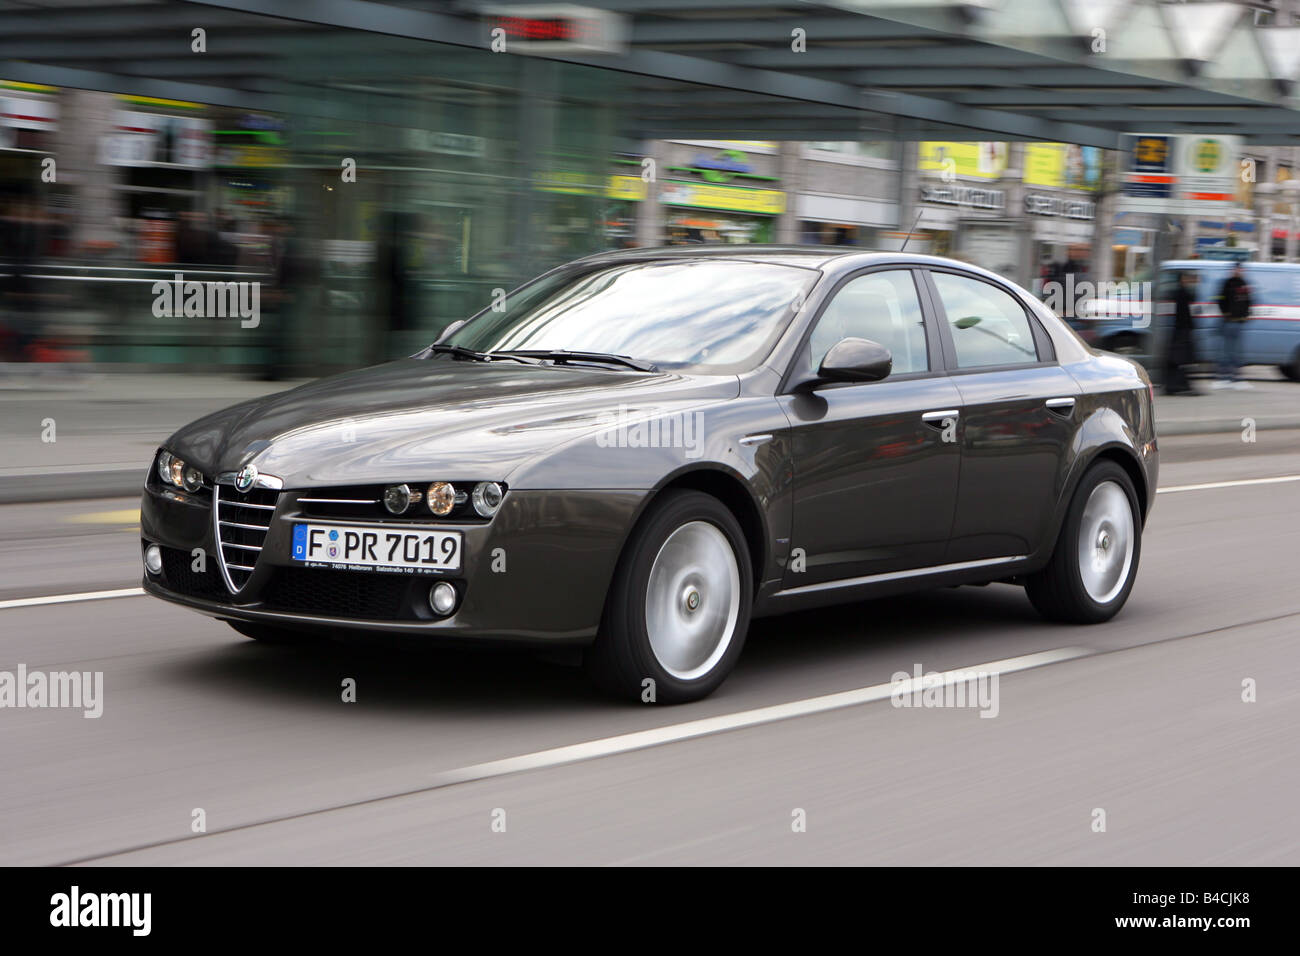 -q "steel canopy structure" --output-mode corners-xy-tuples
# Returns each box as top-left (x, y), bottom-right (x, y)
(2, 0), (1300, 147)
